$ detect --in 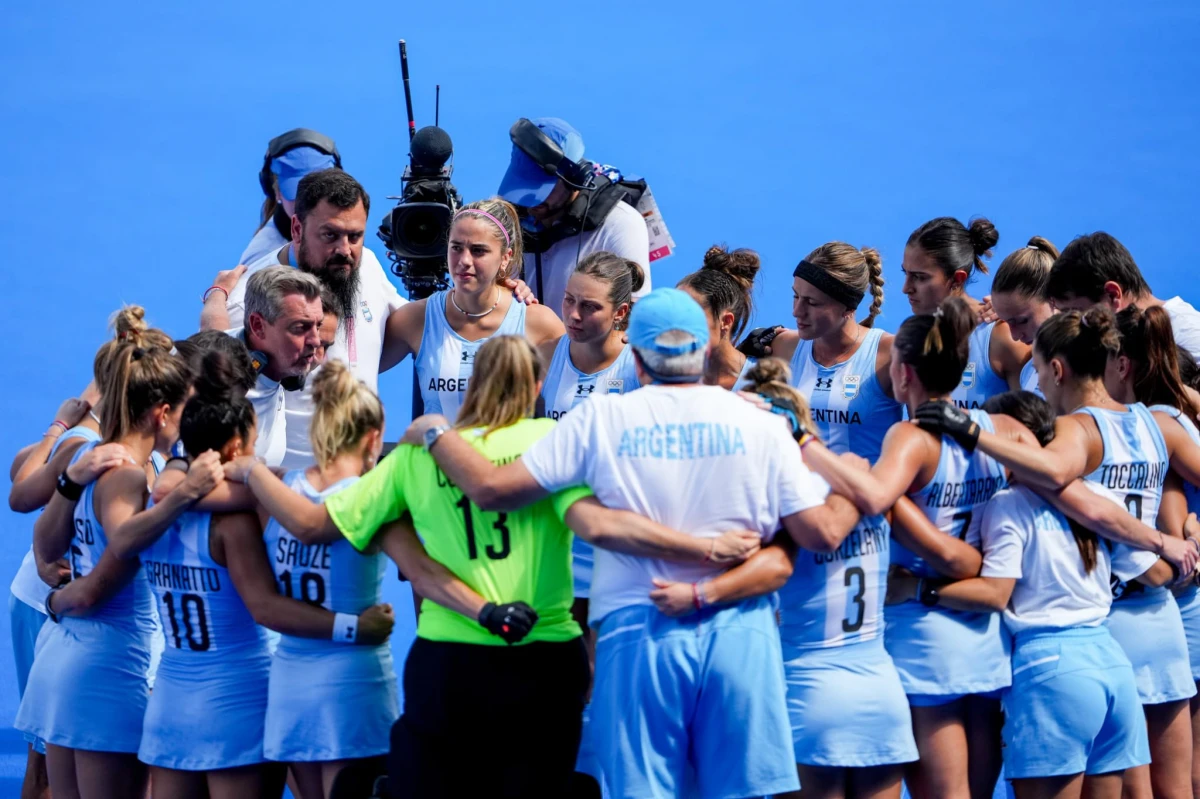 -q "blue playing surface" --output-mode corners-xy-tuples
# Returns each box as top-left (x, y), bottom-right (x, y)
(2, 1), (1197, 793)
